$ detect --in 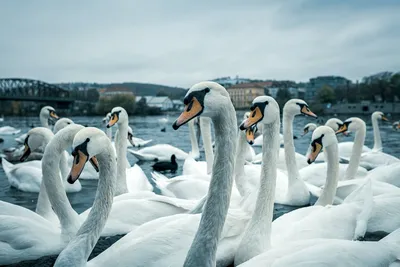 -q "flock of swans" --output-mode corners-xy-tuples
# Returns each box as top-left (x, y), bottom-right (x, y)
(1, 81), (400, 266)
